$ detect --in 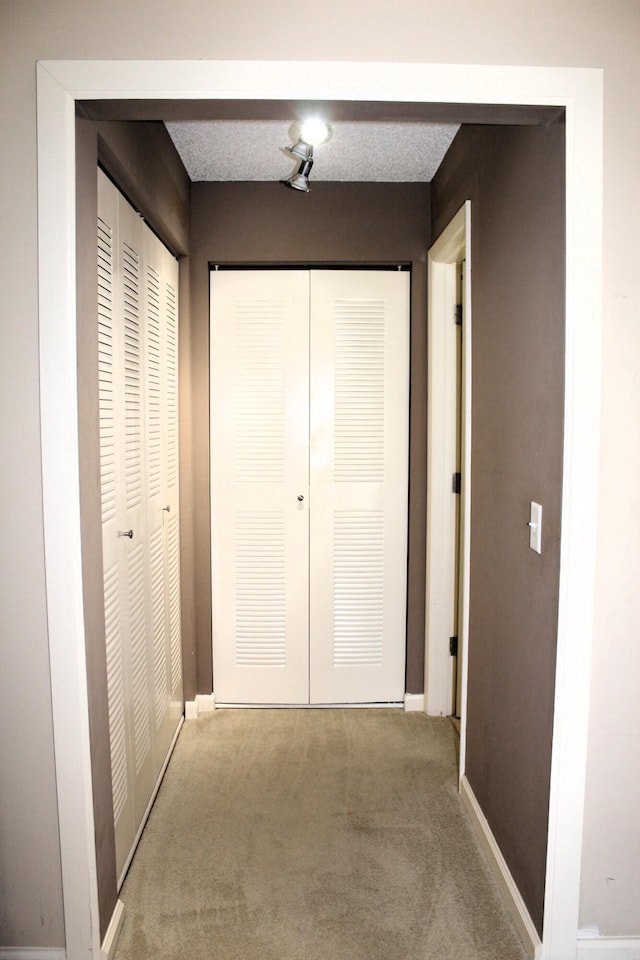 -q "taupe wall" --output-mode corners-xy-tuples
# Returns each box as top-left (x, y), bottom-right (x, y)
(432, 123), (565, 934)
(75, 118), (191, 938)
(190, 181), (431, 695)
(3, 0), (640, 949)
